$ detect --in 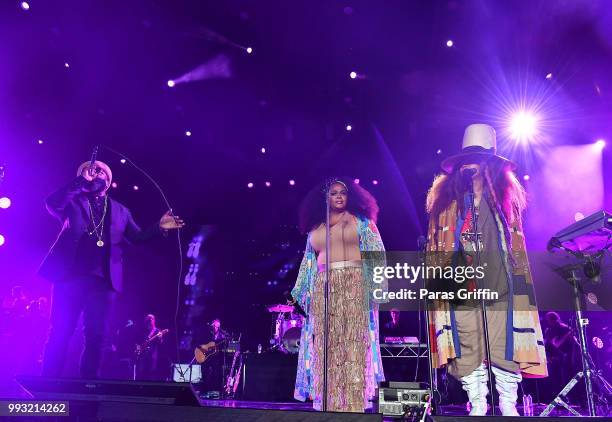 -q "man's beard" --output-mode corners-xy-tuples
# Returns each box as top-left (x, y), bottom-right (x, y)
(85, 178), (107, 194)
